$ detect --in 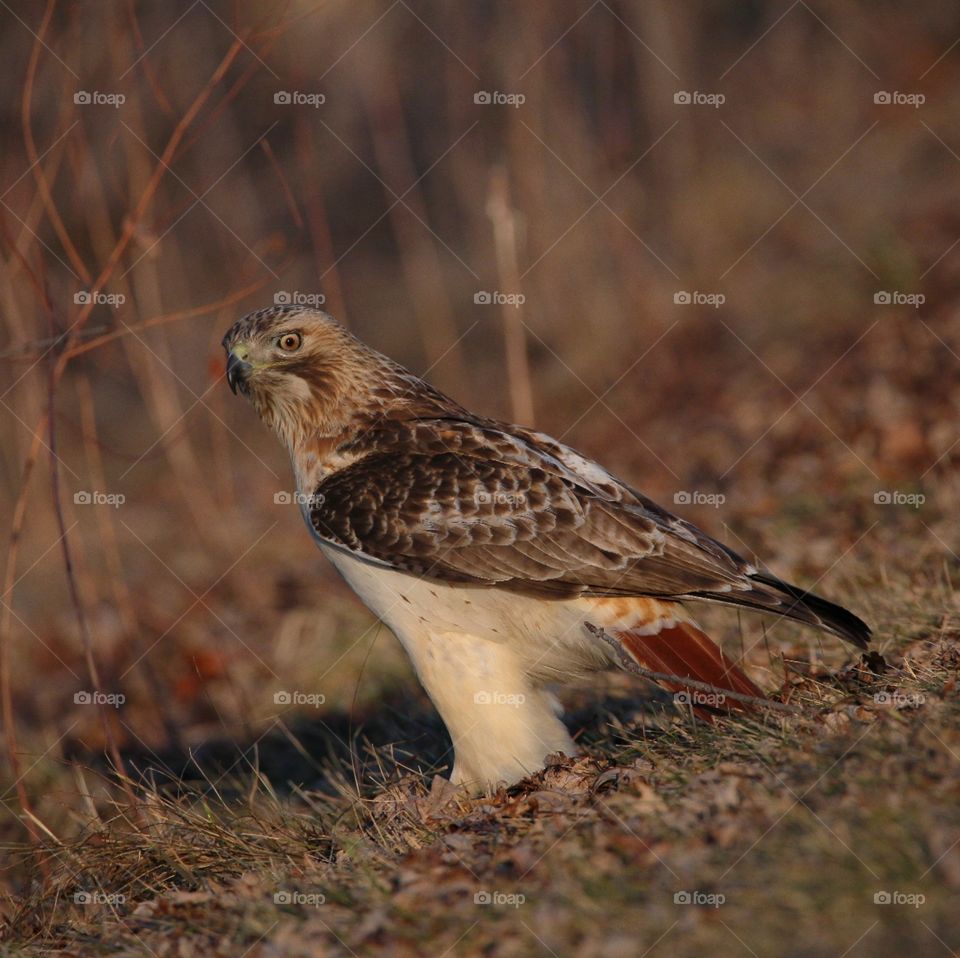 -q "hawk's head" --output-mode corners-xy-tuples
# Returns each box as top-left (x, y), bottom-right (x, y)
(222, 305), (382, 447)
(224, 303), (464, 451)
